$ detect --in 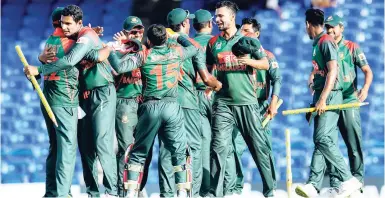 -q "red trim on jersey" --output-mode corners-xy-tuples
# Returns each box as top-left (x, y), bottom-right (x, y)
(60, 38), (75, 54)
(264, 49), (275, 59)
(208, 35), (219, 48)
(344, 40), (358, 56)
(78, 27), (100, 44)
(52, 28), (66, 37)
(187, 38), (202, 49)
(318, 34), (335, 45)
